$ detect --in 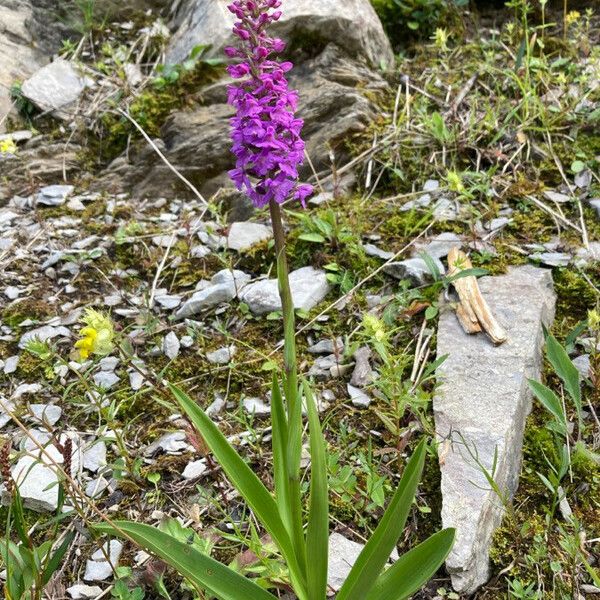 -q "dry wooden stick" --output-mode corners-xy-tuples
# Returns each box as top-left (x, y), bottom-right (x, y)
(447, 248), (508, 345)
